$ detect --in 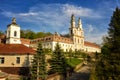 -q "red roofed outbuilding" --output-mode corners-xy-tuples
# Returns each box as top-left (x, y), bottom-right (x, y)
(0, 44), (35, 75)
(0, 18), (36, 75)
